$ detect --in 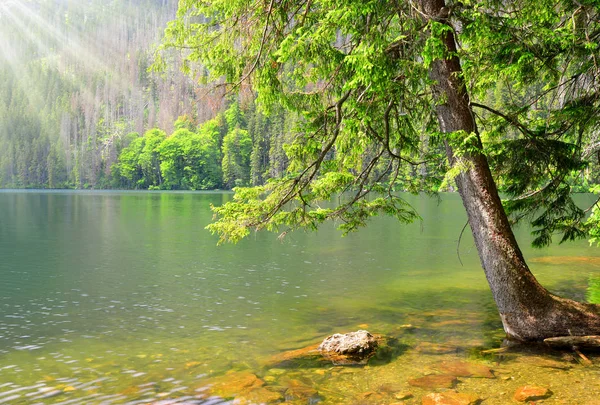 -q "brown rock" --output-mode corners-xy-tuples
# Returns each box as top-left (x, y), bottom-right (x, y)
(513, 386), (552, 402)
(378, 383), (404, 393)
(436, 361), (494, 378)
(207, 371), (264, 398)
(267, 343), (320, 363)
(264, 343), (330, 368)
(281, 378), (319, 401)
(408, 374), (458, 389)
(395, 392), (414, 400)
(422, 392), (481, 405)
(234, 387), (283, 404)
(356, 391), (387, 402)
